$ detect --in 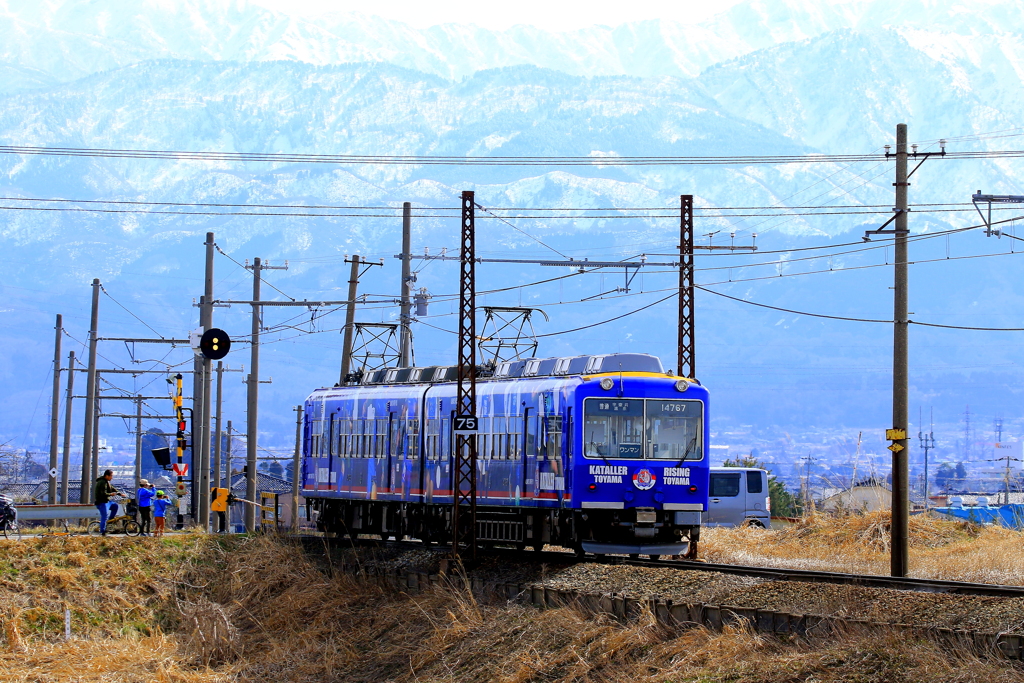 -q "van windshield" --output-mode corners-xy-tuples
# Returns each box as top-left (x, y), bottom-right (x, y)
(583, 398), (703, 460)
